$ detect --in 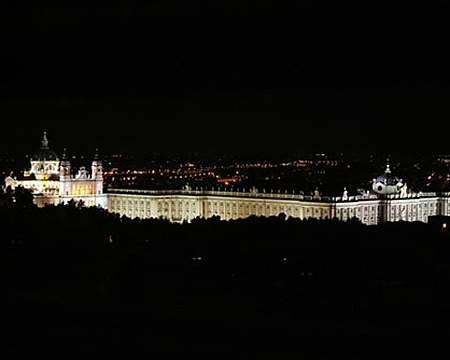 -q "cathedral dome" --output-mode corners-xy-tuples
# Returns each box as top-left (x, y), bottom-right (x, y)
(32, 148), (59, 161)
(372, 162), (403, 195)
(31, 131), (59, 161)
